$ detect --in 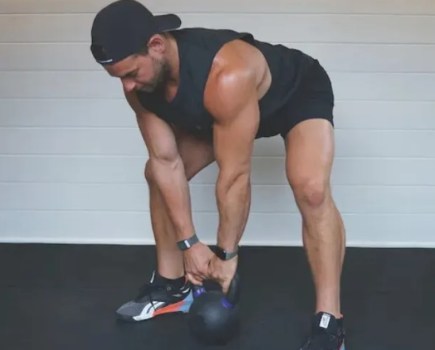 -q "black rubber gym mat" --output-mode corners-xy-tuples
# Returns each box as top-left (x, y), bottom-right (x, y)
(0, 244), (434, 350)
